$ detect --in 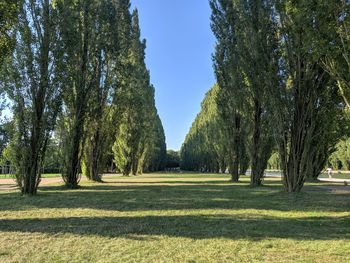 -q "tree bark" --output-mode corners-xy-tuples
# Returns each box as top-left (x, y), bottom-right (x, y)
(250, 99), (263, 187)
(231, 114), (241, 182)
(91, 129), (103, 182)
